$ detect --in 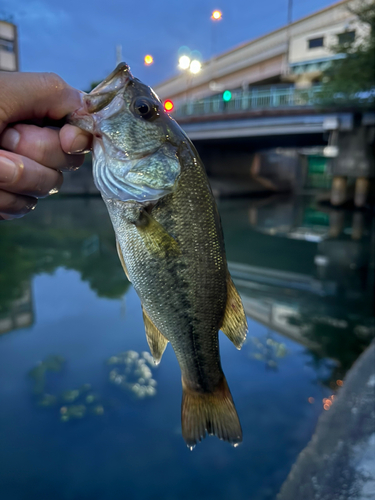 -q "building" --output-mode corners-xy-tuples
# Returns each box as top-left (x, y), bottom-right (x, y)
(0, 282), (34, 335)
(0, 20), (19, 72)
(154, 0), (367, 106)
